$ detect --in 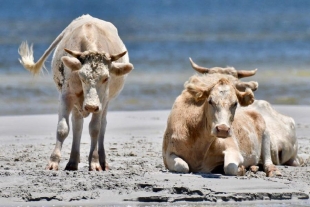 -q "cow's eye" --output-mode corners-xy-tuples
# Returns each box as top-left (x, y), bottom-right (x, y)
(208, 98), (213, 105)
(232, 101), (238, 108)
(102, 77), (109, 83)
